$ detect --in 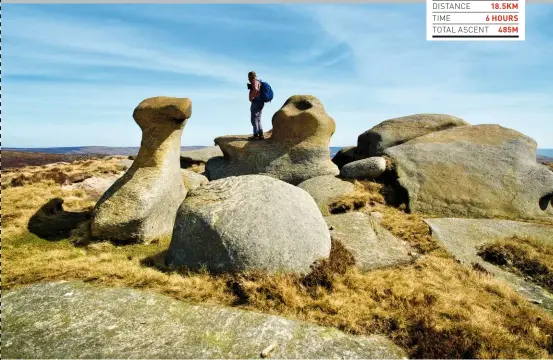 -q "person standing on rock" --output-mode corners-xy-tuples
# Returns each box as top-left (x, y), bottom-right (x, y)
(247, 71), (265, 140)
